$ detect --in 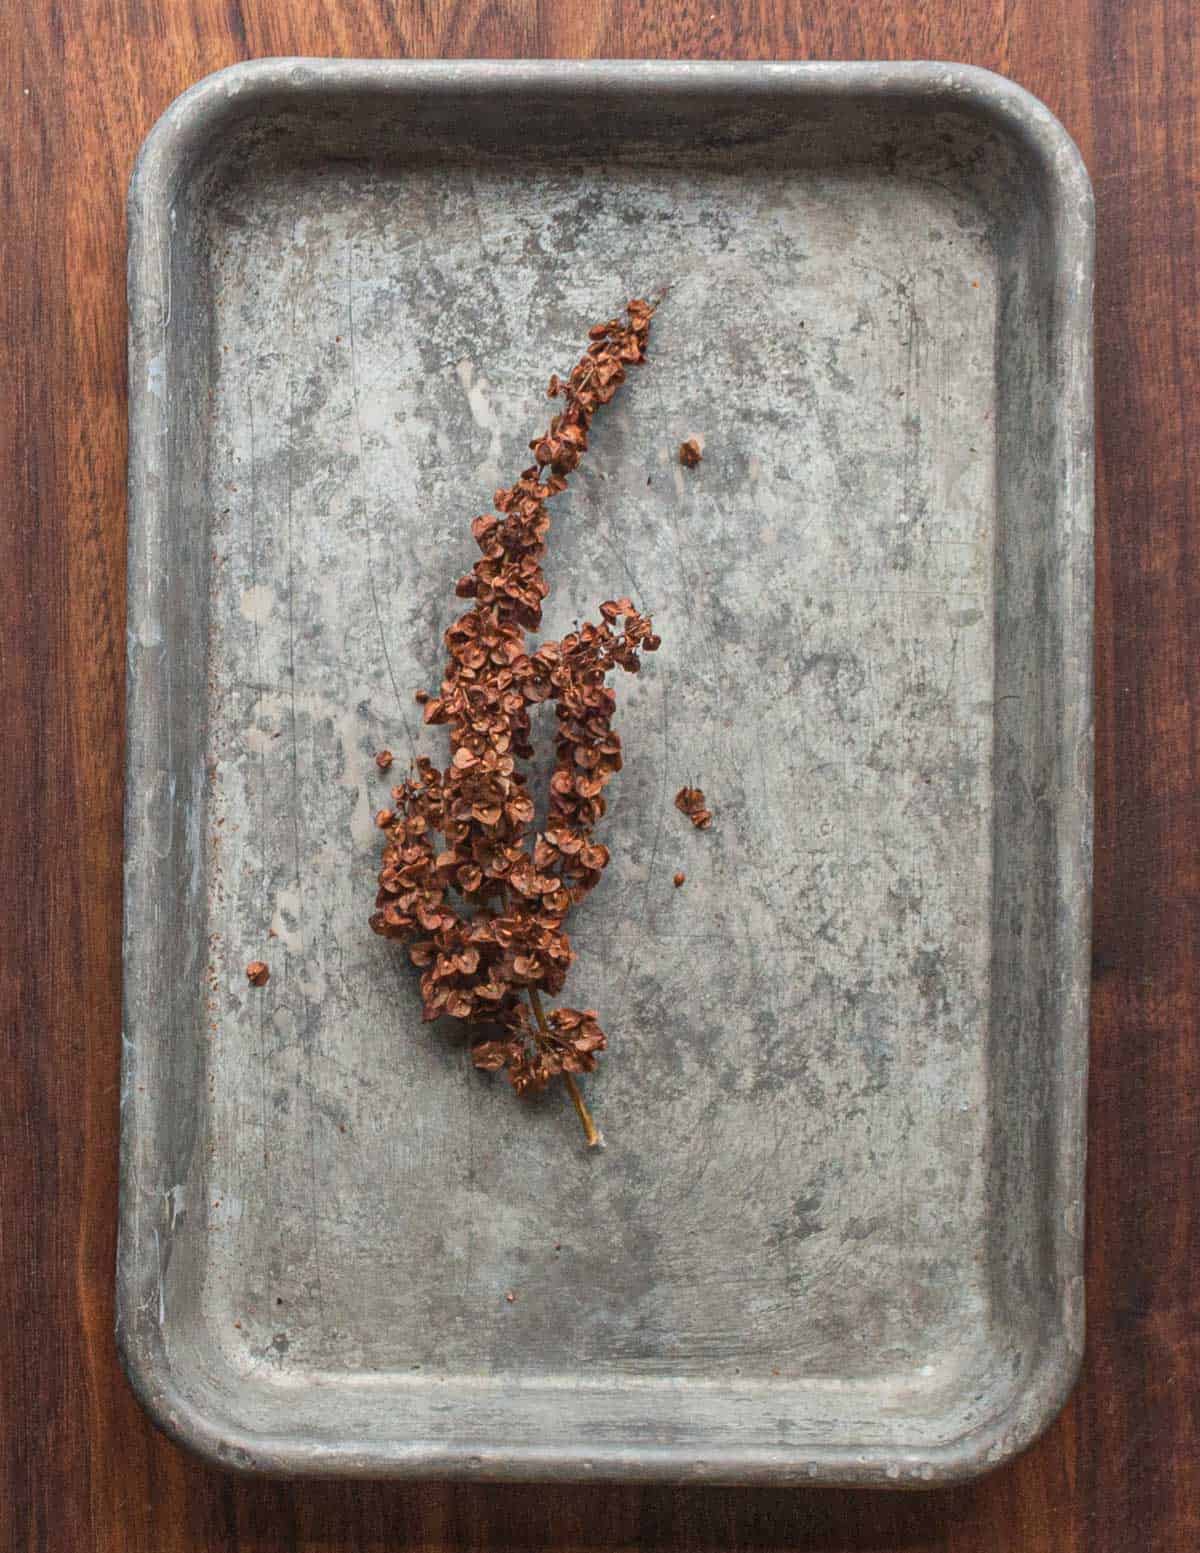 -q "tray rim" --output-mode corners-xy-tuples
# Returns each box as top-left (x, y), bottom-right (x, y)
(121, 55), (1094, 1486)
